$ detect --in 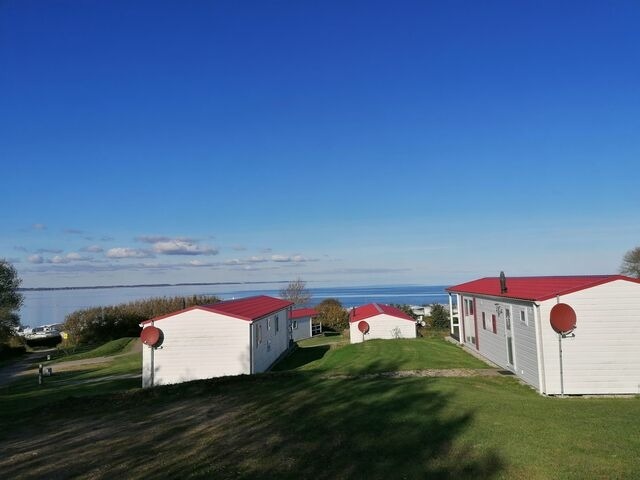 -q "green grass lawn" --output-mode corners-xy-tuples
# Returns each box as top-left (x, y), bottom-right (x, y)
(274, 336), (488, 373)
(0, 351), (141, 421)
(1, 336), (639, 479)
(0, 372), (638, 479)
(48, 337), (138, 363)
